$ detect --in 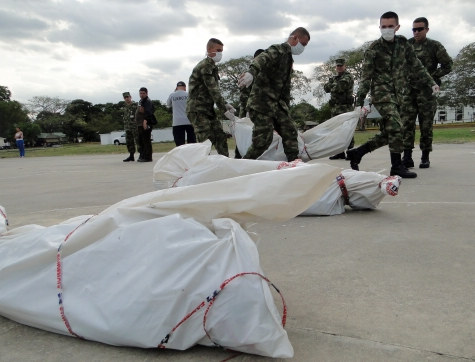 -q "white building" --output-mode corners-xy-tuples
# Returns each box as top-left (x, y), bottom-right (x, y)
(434, 105), (475, 124)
